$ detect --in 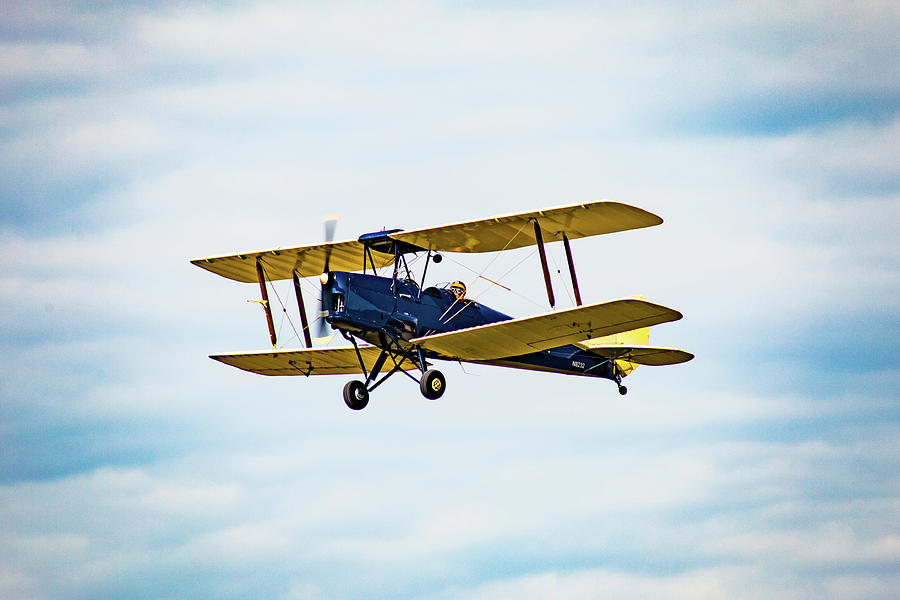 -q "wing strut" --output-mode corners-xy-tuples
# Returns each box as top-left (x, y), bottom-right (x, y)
(533, 220), (556, 309)
(562, 234), (582, 306)
(255, 259), (277, 348)
(292, 271), (313, 348)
